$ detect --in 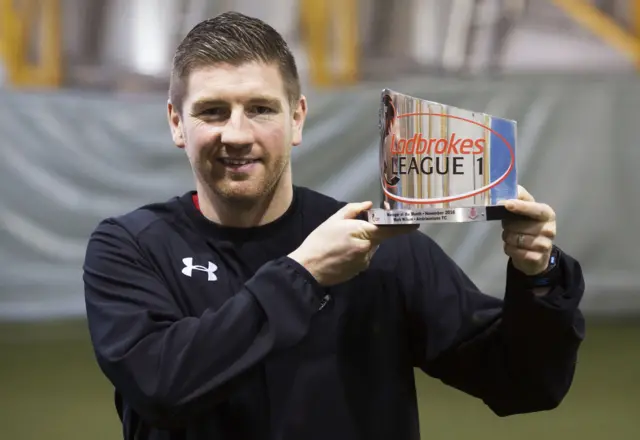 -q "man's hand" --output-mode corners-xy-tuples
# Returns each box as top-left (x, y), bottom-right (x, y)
(289, 201), (418, 286)
(501, 186), (556, 276)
